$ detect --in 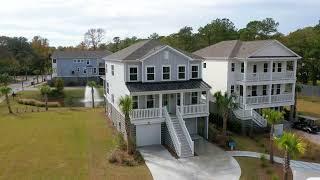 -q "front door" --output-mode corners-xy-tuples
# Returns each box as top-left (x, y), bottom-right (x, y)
(162, 94), (176, 114)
